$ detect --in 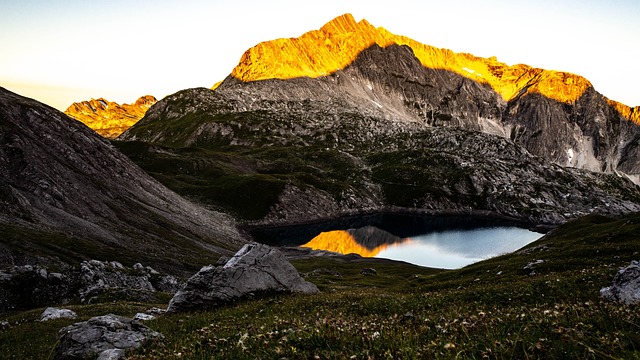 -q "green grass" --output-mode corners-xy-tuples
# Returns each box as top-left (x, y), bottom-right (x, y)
(114, 141), (369, 220)
(2, 213), (639, 359)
